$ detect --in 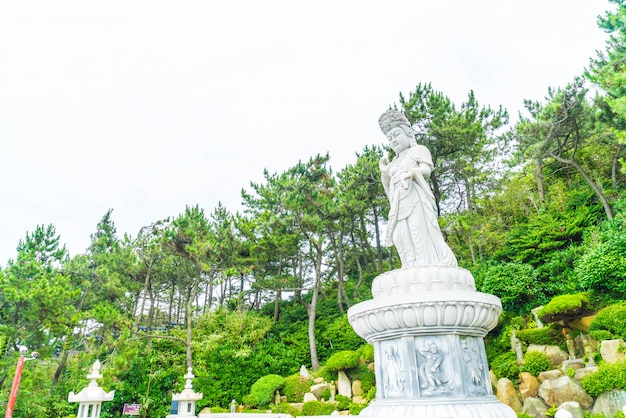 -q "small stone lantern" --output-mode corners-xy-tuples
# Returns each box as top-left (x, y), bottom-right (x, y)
(169, 367), (203, 417)
(68, 360), (115, 418)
